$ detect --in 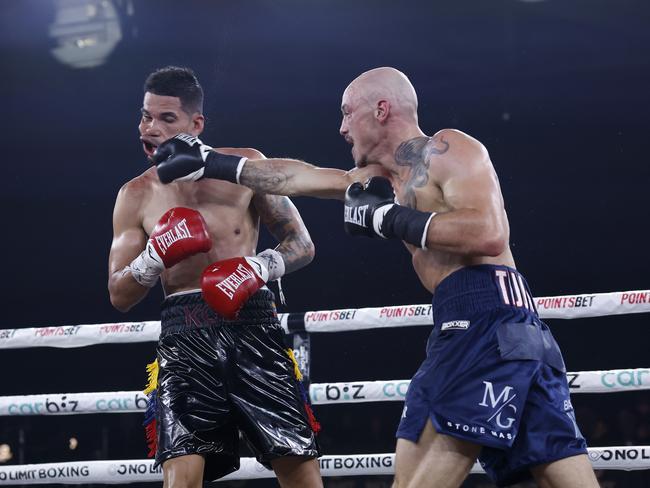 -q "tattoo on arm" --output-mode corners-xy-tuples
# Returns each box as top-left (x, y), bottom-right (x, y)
(256, 195), (314, 274)
(240, 161), (291, 194)
(395, 135), (449, 208)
